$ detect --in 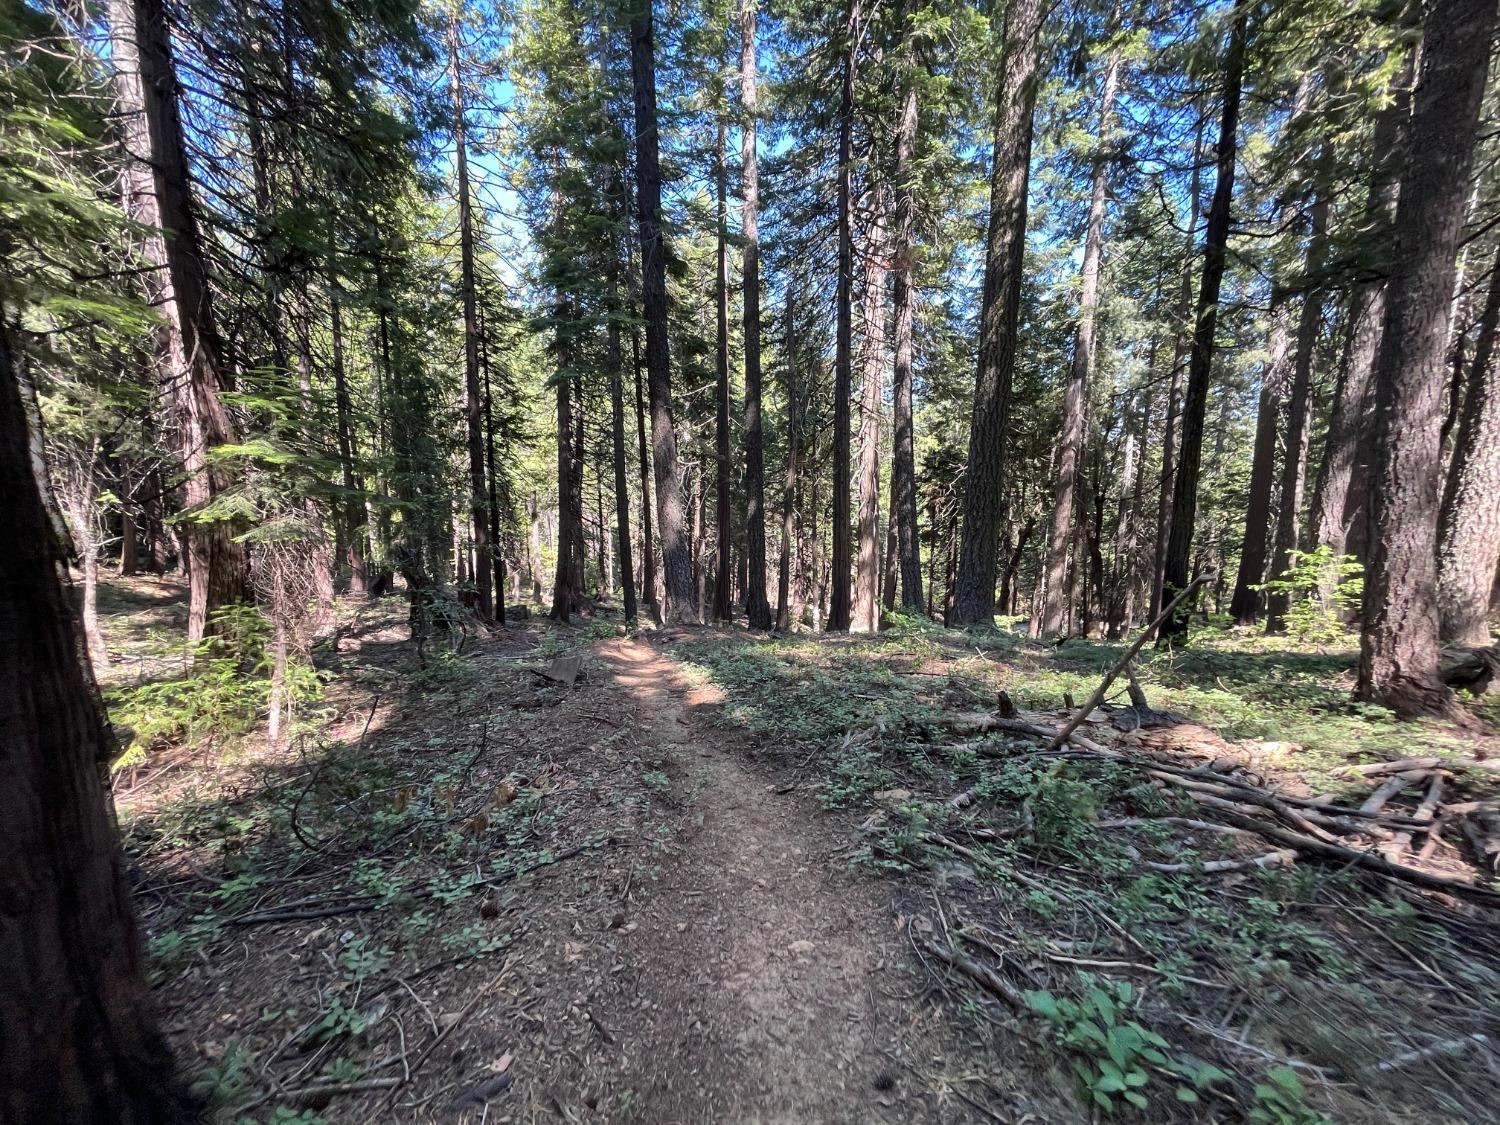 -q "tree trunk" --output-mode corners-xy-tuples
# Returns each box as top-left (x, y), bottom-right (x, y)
(110, 0), (247, 644)
(853, 194), (888, 634)
(632, 328), (660, 621)
(890, 10), (923, 612)
(1158, 0), (1248, 646)
(712, 118), (734, 624)
(1265, 192), (1331, 631)
(0, 319), (191, 1123)
(330, 293), (369, 597)
(450, 12), (491, 622)
(1041, 44), (1119, 638)
(608, 315), (637, 625)
(1150, 119), (1205, 621)
(1438, 246), (1500, 643)
(776, 291), (800, 631)
(479, 305), (505, 623)
(1229, 292), (1292, 624)
(1358, 0), (1494, 716)
(630, 7), (695, 623)
(550, 318), (578, 622)
(739, 0), (773, 628)
(828, 0), (861, 633)
(952, 0), (1045, 628)
(1308, 44), (1414, 562)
